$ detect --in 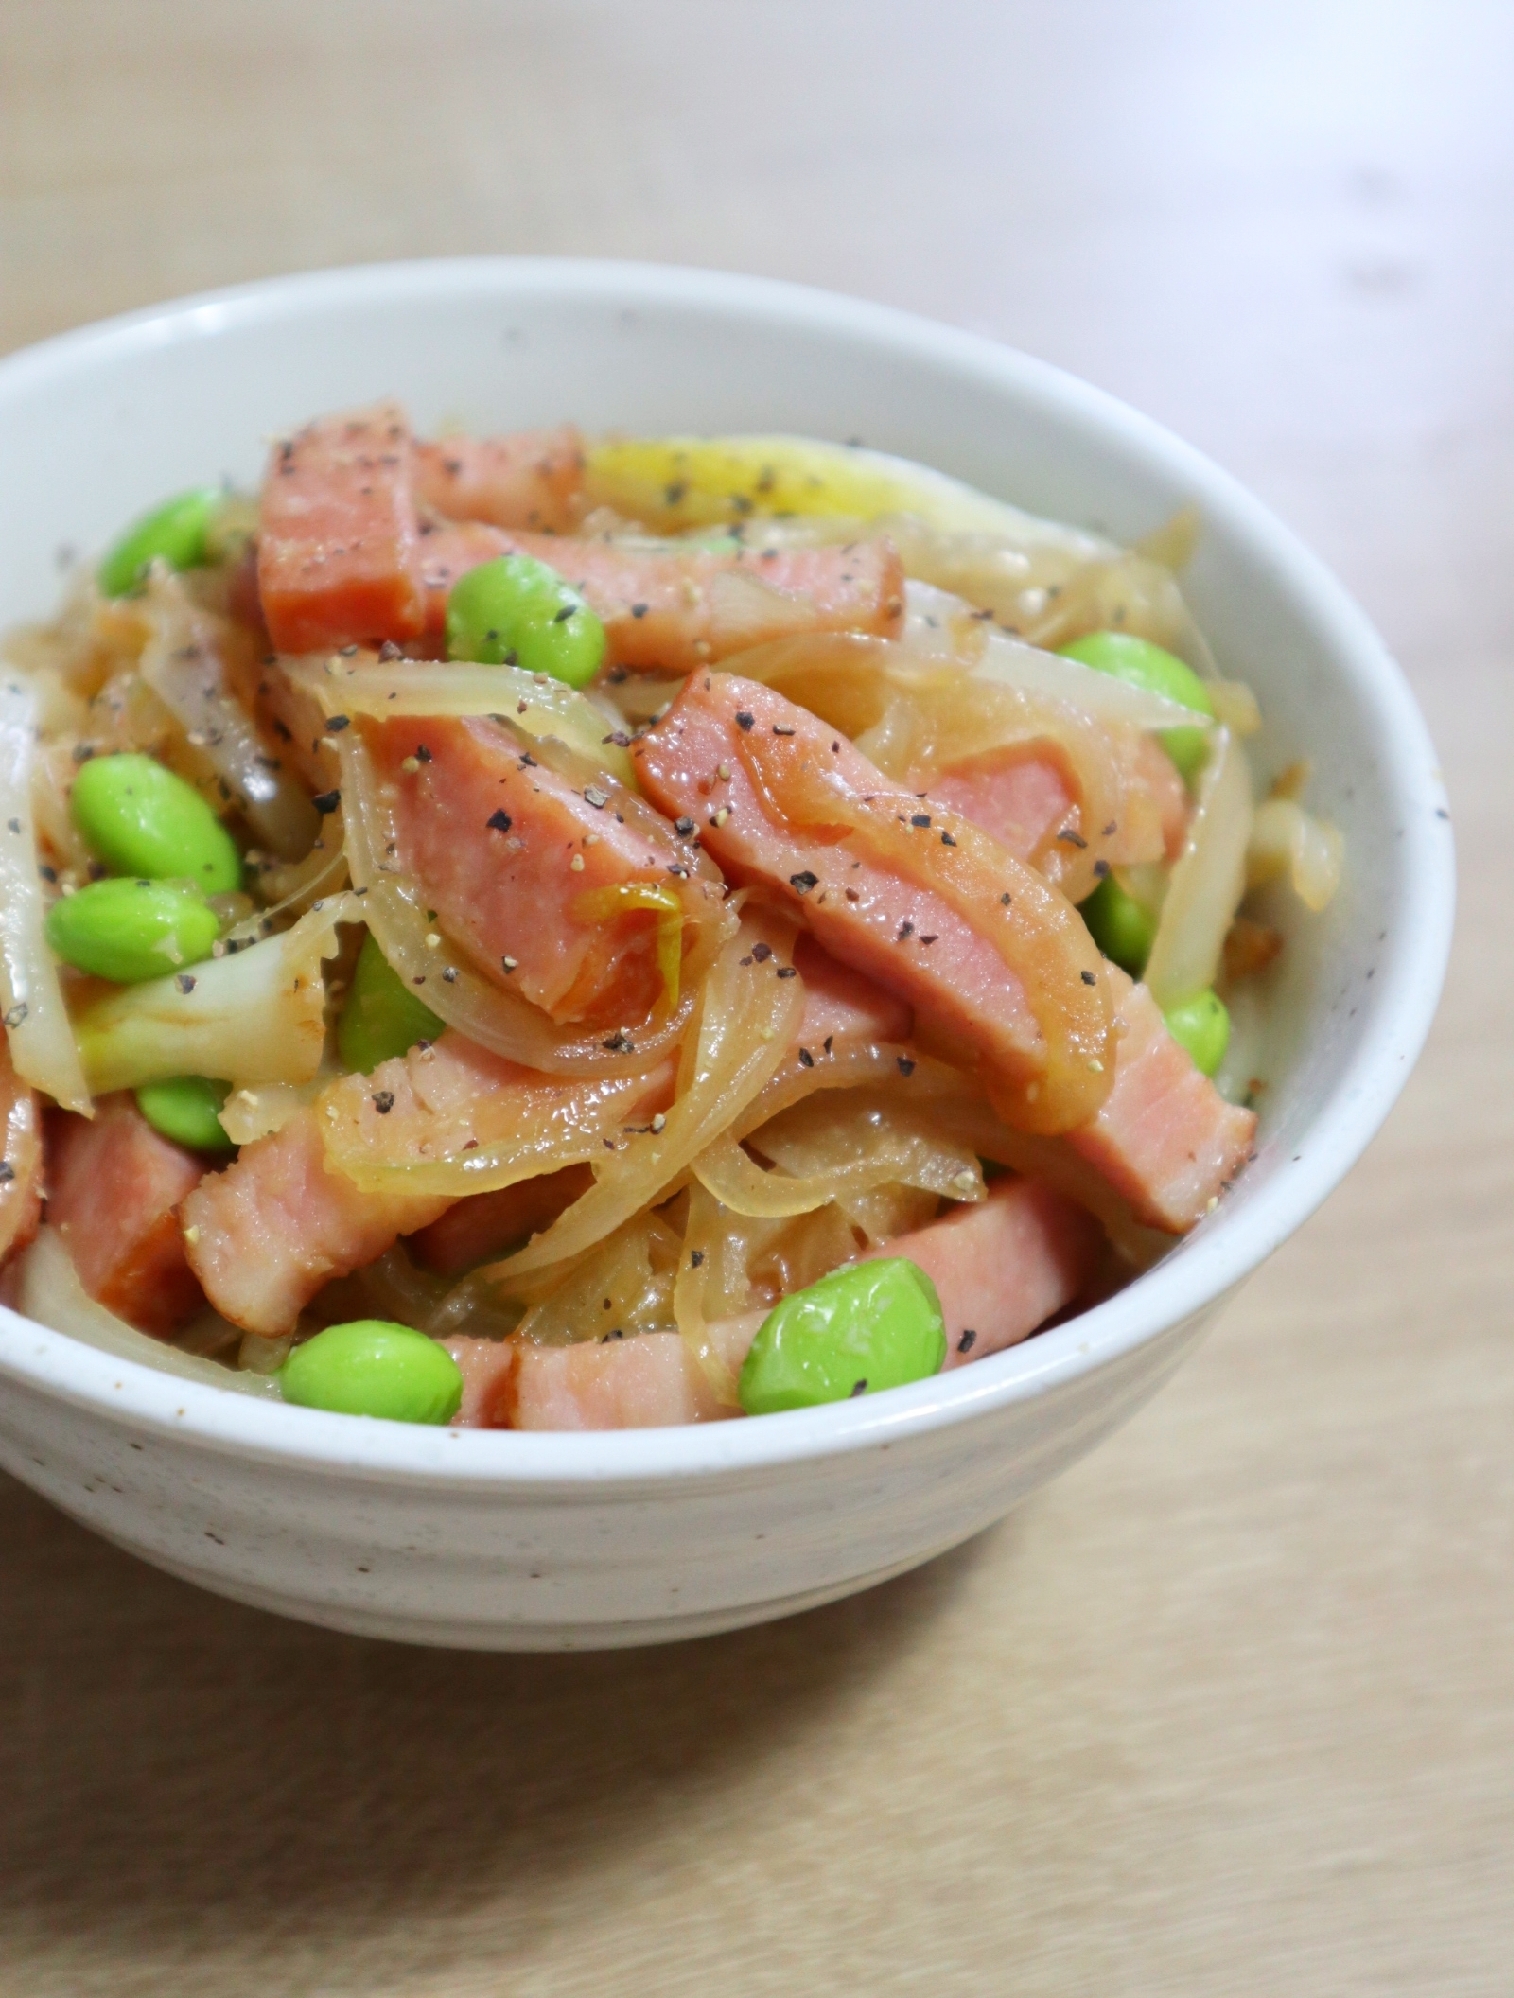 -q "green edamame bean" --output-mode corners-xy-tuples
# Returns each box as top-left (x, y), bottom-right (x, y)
(1080, 873), (1157, 977)
(44, 877), (220, 985)
(134, 1075), (234, 1151)
(446, 554), (606, 689)
(338, 933), (445, 1073)
(739, 1257), (947, 1416)
(1163, 988), (1231, 1077)
(71, 753), (240, 893)
(97, 487), (221, 598)
(1059, 630), (1215, 783)
(280, 1320), (464, 1424)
